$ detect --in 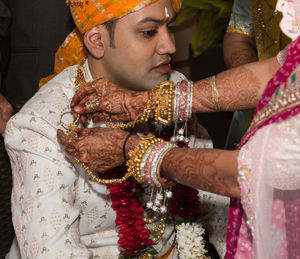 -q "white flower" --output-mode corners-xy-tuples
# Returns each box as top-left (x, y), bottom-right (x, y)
(176, 222), (209, 259)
